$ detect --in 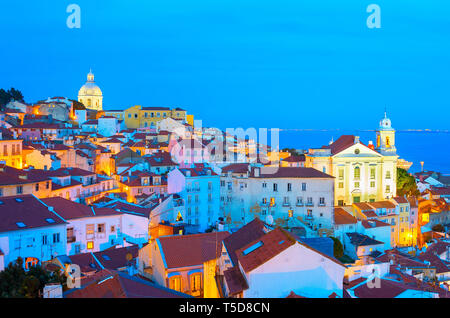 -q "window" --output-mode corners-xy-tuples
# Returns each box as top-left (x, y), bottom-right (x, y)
(370, 167), (376, 179)
(262, 182), (267, 188)
(370, 181), (375, 188)
(270, 197), (275, 206)
(338, 169), (344, 180)
(354, 166), (360, 180)
(283, 197), (289, 205)
(273, 183), (278, 192)
(87, 241), (94, 250)
(75, 244), (81, 254)
(287, 183), (292, 192)
(354, 182), (360, 188)
(16, 186), (23, 194)
(386, 171), (391, 179)
(111, 225), (116, 233)
(301, 183), (306, 191)
(296, 197), (303, 205)
(386, 185), (391, 193)
(319, 197), (325, 205)
(42, 235), (48, 245)
(338, 200), (344, 206)
(97, 224), (105, 233)
(338, 182), (344, 189)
